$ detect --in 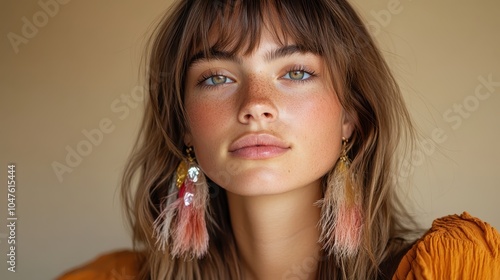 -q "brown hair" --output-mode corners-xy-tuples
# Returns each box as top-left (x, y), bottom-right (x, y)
(122, 0), (417, 279)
